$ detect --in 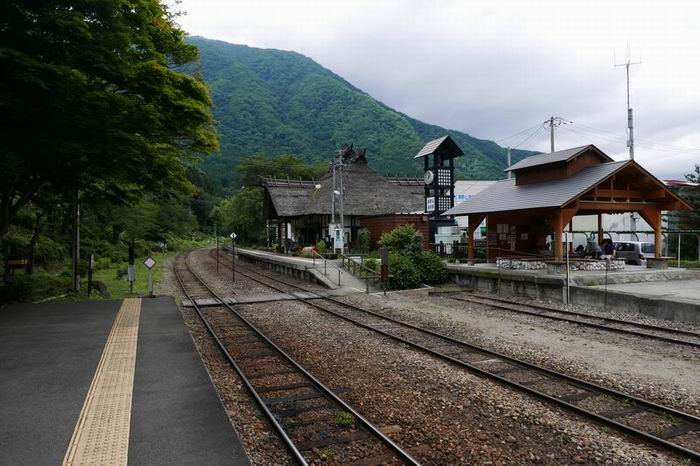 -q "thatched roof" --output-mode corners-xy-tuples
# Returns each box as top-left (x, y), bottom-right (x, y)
(263, 154), (424, 218)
